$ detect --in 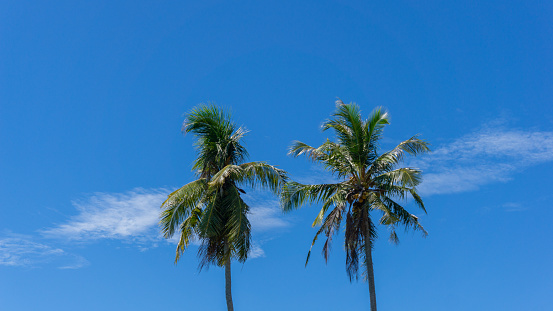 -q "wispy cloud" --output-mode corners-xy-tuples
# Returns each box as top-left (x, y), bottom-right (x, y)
(42, 188), (167, 242)
(43, 188), (289, 240)
(0, 234), (88, 269)
(244, 191), (290, 232)
(38, 187), (289, 261)
(414, 127), (553, 195)
(248, 243), (266, 259)
(288, 125), (553, 197)
(501, 202), (528, 212)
